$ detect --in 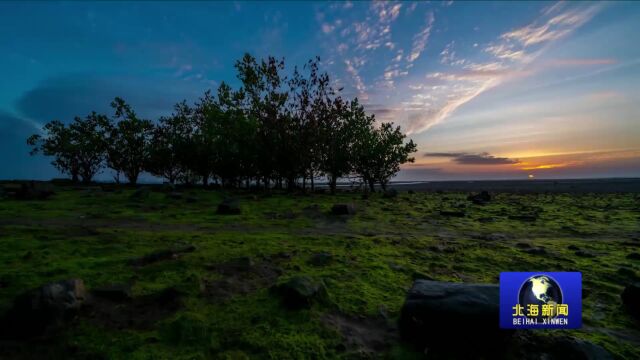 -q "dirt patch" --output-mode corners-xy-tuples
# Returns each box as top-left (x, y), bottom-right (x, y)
(322, 312), (397, 356)
(201, 257), (285, 302)
(82, 287), (182, 330)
